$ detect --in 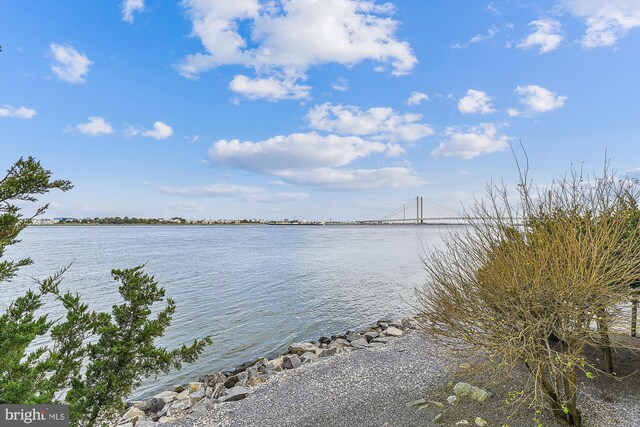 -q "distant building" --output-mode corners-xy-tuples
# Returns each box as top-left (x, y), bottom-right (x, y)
(53, 217), (77, 223)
